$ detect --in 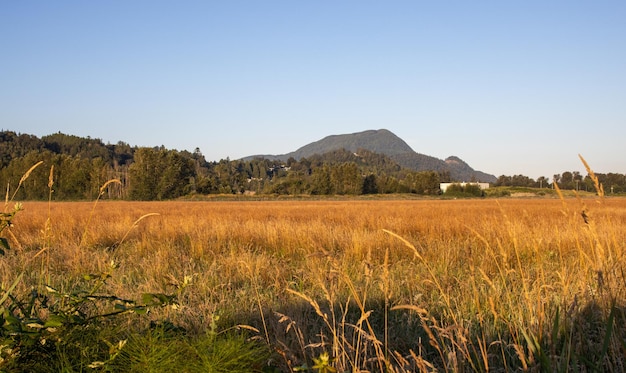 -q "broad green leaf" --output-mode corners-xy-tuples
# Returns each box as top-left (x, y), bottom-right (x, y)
(44, 314), (65, 328)
(142, 293), (155, 305)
